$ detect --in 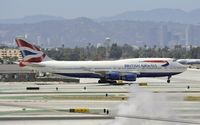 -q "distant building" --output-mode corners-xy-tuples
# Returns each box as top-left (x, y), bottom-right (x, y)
(146, 27), (159, 47)
(185, 25), (193, 47)
(104, 37), (112, 59)
(104, 37), (111, 48)
(159, 25), (168, 47)
(0, 49), (22, 60)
